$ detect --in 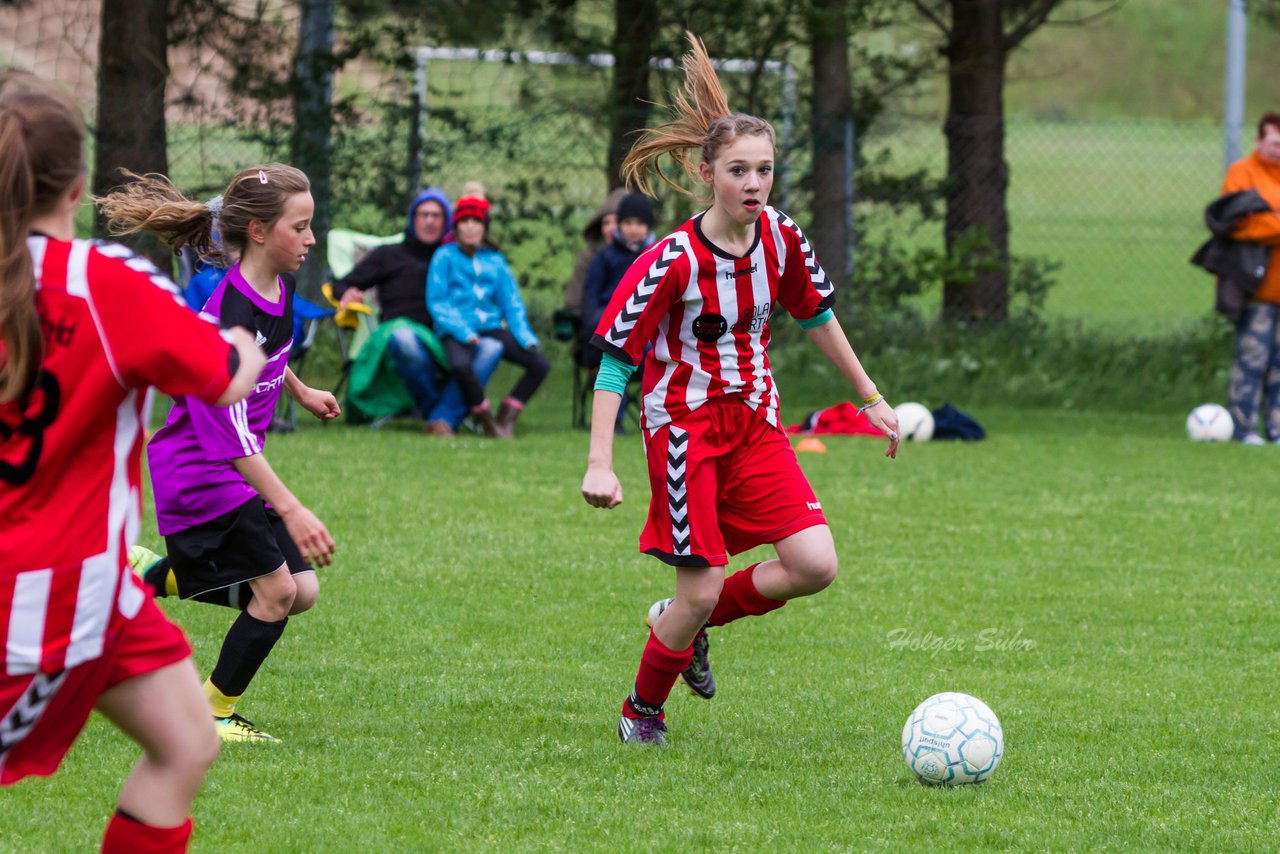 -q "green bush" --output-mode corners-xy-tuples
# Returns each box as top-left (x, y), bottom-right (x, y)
(775, 311), (1233, 417)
